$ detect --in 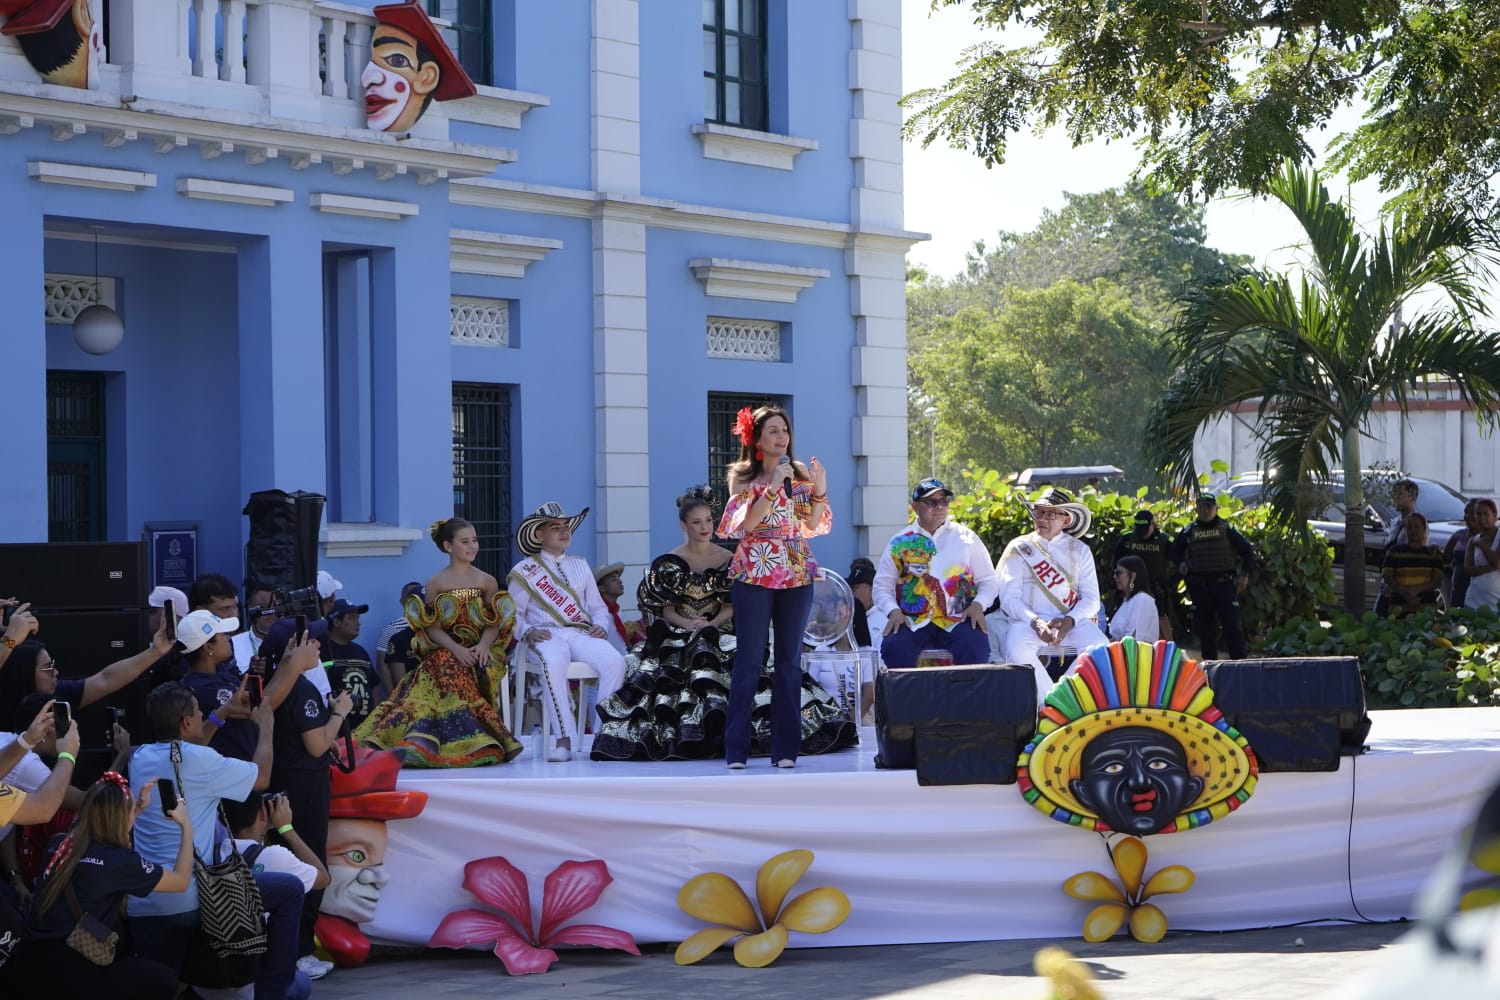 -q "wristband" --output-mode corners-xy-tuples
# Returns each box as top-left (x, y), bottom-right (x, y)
(209, 711), (226, 727)
(57, 751), (76, 764)
(16, 731), (35, 752)
(276, 823), (295, 836)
